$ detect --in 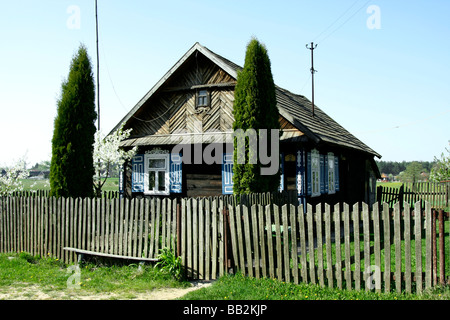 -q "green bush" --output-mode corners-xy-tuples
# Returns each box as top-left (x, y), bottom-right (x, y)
(155, 248), (184, 281)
